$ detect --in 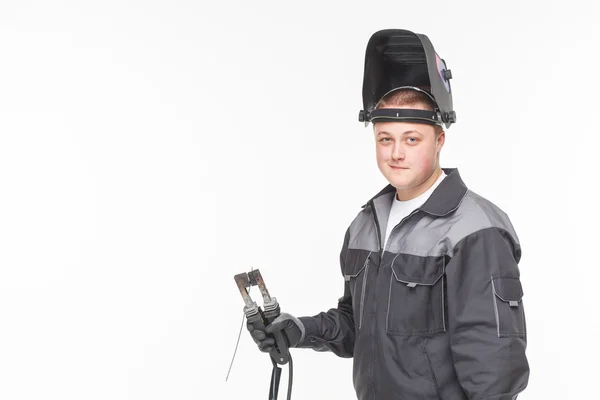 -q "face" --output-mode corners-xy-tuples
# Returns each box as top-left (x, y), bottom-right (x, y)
(374, 107), (445, 201)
